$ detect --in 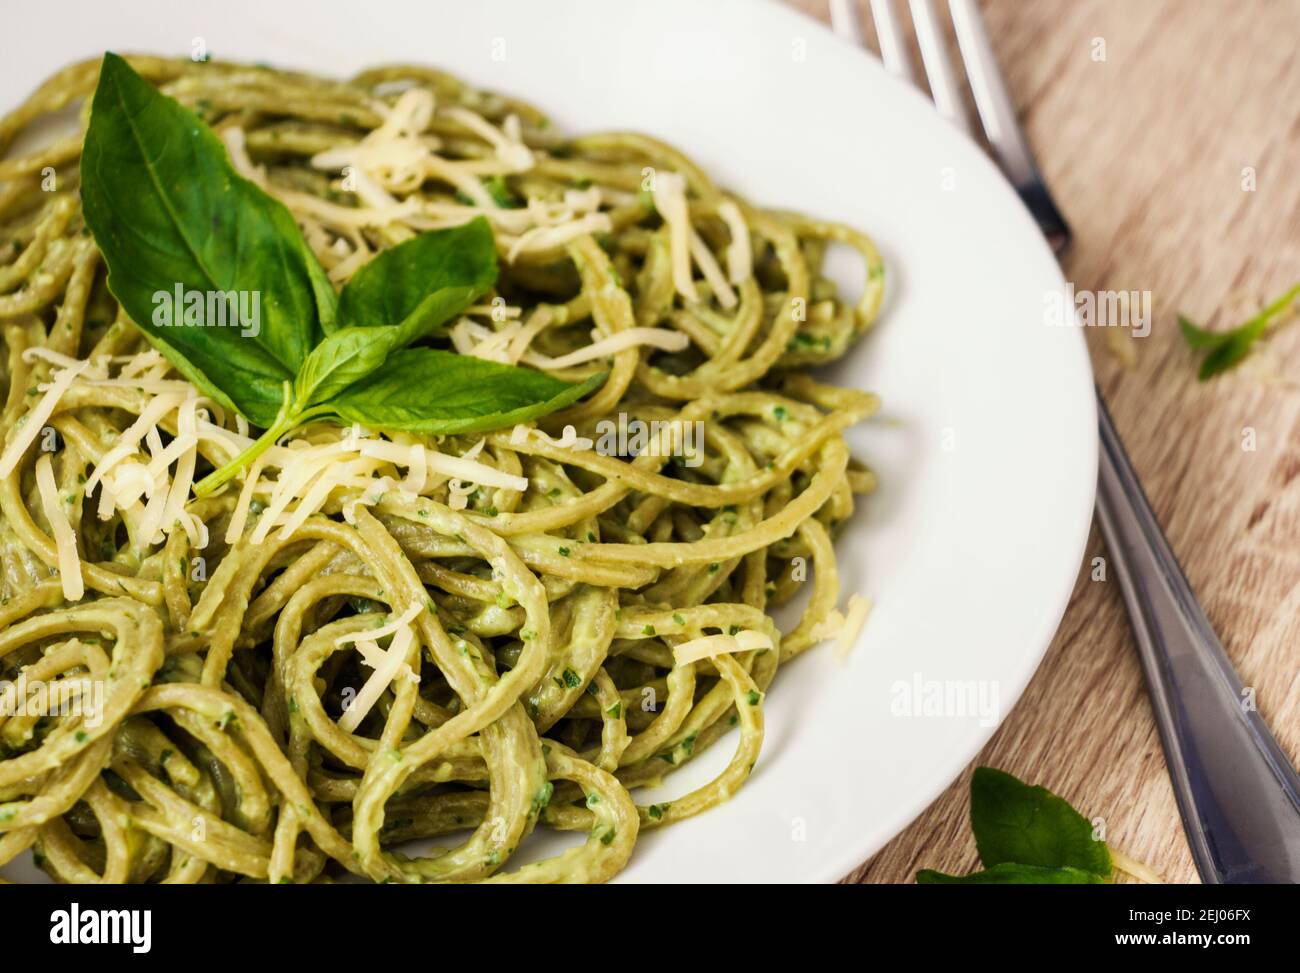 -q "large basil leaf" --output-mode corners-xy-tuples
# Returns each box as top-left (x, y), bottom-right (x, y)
(328, 348), (605, 435)
(333, 217), (497, 342)
(81, 53), (594, 498)
(969, 767), (1112, 877)
(81, 53), (336, 426)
